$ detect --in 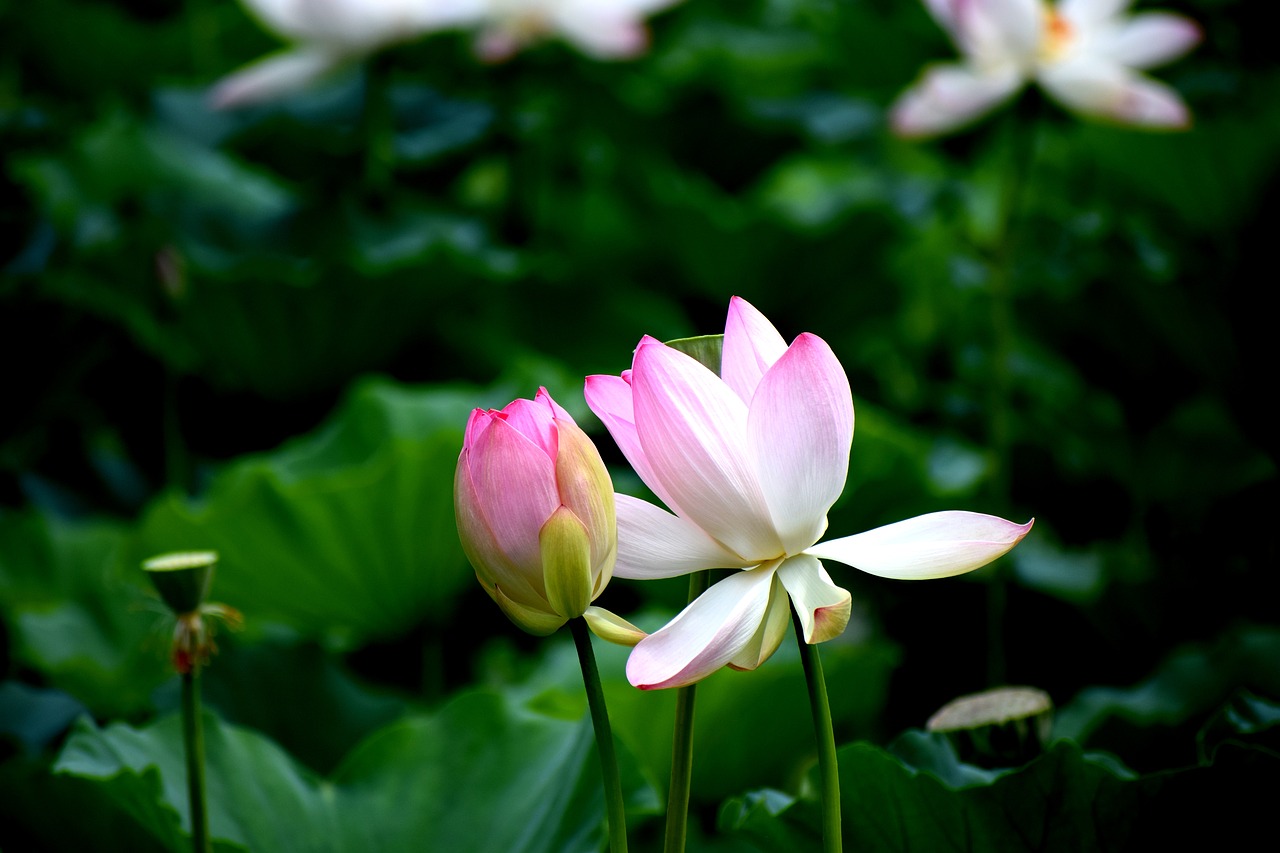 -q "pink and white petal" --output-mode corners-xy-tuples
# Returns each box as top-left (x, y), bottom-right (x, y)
(748, 333), (853, 556)
(209, 48), (347, 109)
(890, 64), (1022, 139)
(631, 343), (781, 560)
(975, 0), (1045, 60)
(500, 397), (558, 458)
(1039, 57), (1191, 128)
(728, 570), (791, 671)
(455, 455), (518, 589)
(585, 372), (684, 516)
(468, 416), (560, 575)
(805, 512), (1034, 580)
(614, 494), (749, 579)
(1090, 13), (1201, 70)
(777, 556), (852, 644)
(554, 13), (650, 59)
(721, 296), (789, 406)
(626, 564), (780, 690)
